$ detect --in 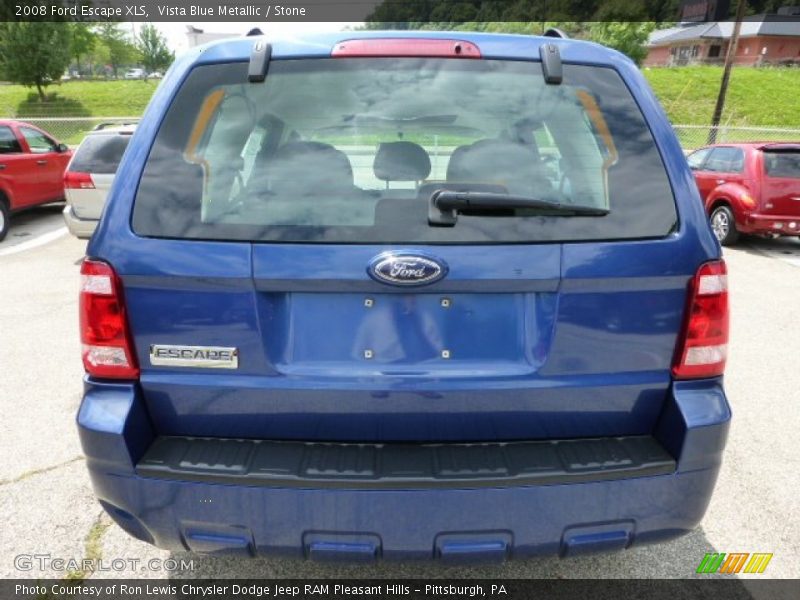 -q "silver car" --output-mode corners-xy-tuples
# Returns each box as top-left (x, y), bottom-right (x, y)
(63, 124), (134, 238)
